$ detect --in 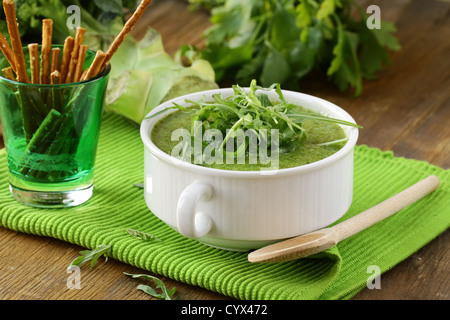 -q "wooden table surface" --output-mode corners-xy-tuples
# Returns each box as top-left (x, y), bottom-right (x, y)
(0, 0), (449, 300)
